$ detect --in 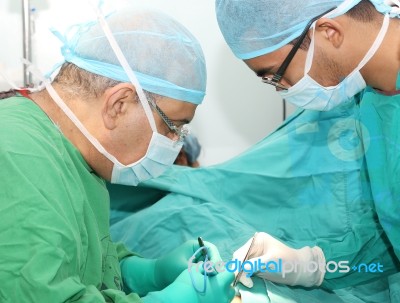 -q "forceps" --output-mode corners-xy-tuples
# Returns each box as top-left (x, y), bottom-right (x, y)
(232, 232), (258, 287)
